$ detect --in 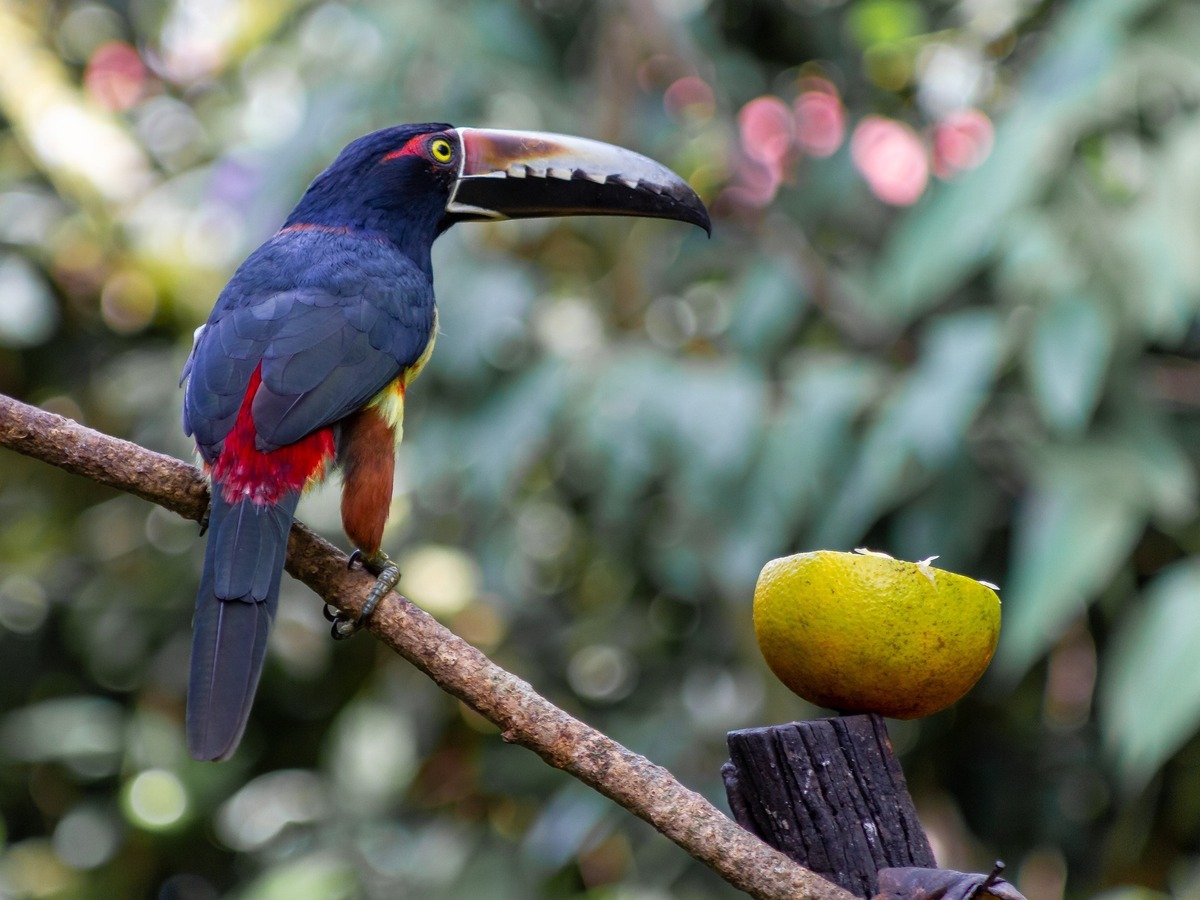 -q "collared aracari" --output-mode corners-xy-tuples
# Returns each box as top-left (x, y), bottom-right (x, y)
(180, 123), (710, 761)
